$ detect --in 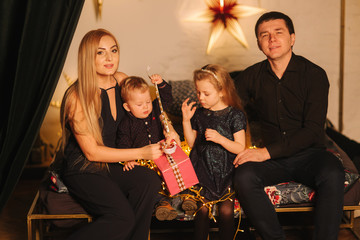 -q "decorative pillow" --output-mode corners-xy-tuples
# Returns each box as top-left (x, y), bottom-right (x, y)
(343, 169), (360, 192)
(325, 134), (358, 174)
(39, 180), (89, 228)
(264, 182), (314, 206)
(264, 145), (360, 207)
(344, 179), (360, 206)
(265, 167), (360, 207)
(49, 170), (69, 193)
(167, 80), (199, 117)
(36, 150), (90, 228)
(325, 134), (360, 194)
